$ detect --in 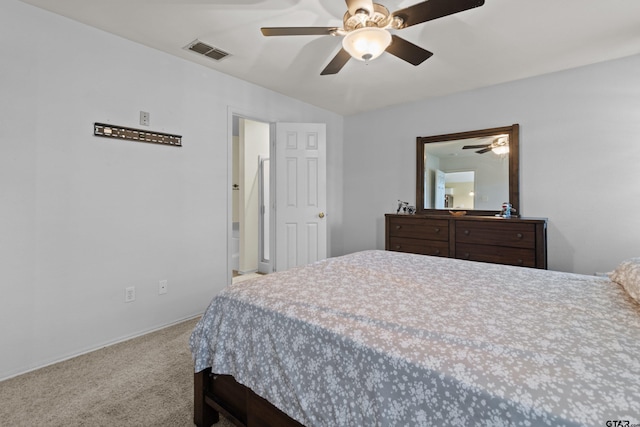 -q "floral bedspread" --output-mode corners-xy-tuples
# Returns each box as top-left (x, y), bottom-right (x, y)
(190, 250), (640, 426)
